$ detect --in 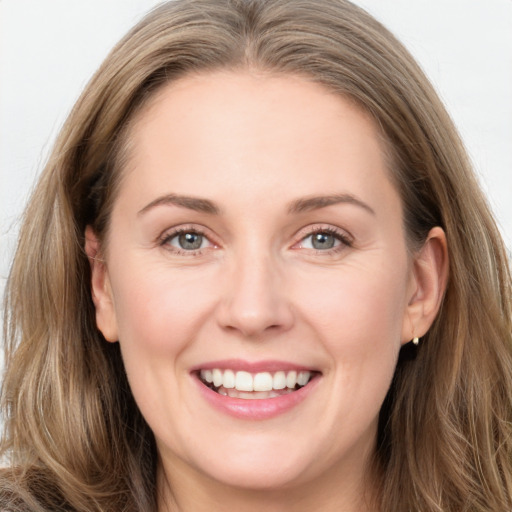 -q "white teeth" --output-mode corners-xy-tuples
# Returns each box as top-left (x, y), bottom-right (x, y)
(297, 371), (310, 386)
(213, 368), (223, 387)
(286, 371), (297, 389)
(253, 372), (273, 392)
(223, 369), (235, 389)
(272, 371), (287, 390)
(199, 368), (313, 393)
(235, 371), (253, 391)
(226, 388), (289, 399)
